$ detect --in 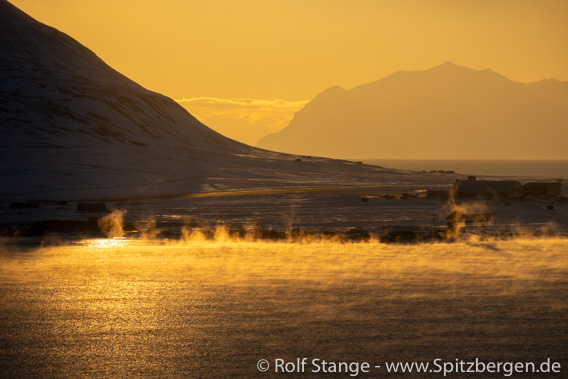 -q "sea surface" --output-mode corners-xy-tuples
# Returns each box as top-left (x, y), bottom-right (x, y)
(1, 238), (567, 377)
(362, 159), (568, 179)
